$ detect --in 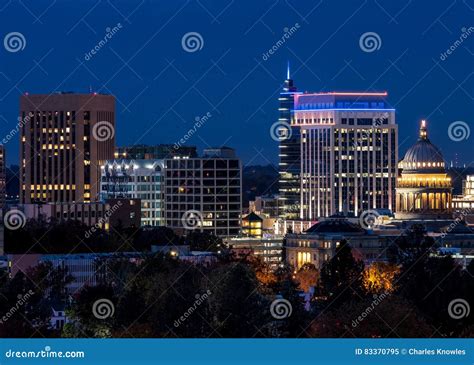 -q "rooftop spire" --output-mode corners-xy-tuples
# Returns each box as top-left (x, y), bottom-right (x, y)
(419, 119), (428, 140)
(286, 61), (290, 80)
